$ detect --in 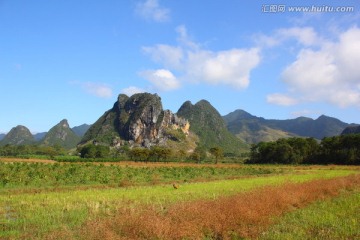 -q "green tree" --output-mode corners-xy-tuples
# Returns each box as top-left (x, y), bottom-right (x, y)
(79, 145), (109, 159)
(210, 147), (223, 164)
(191, 146), (206, 164)
(129, 148), (150, 162)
